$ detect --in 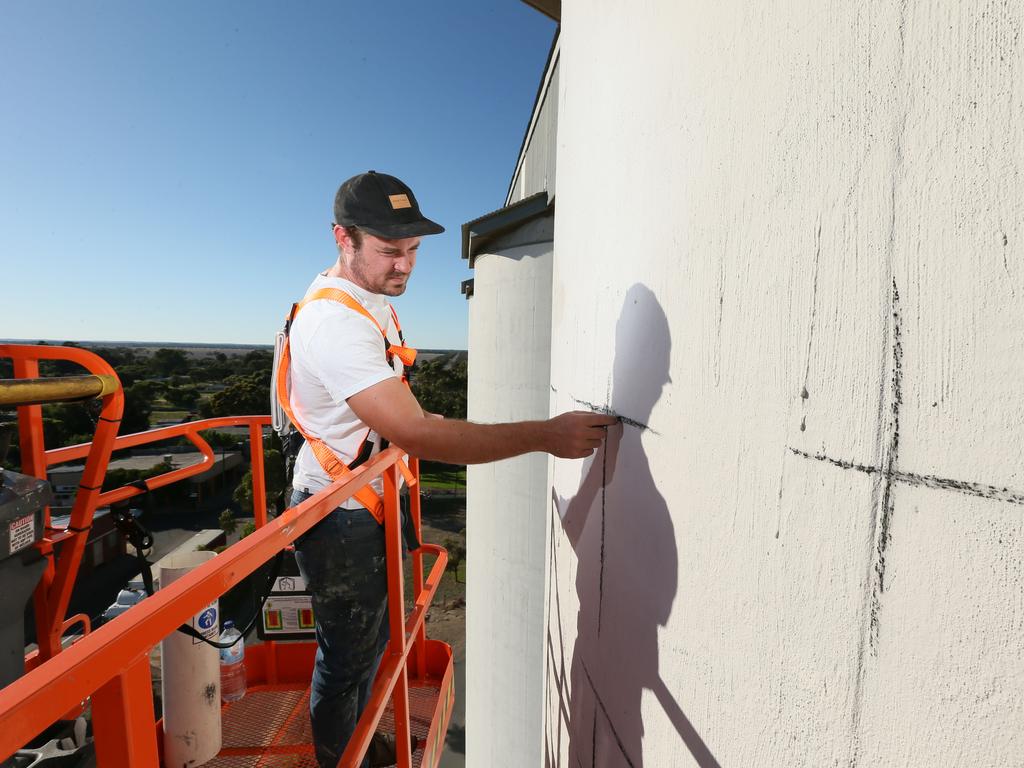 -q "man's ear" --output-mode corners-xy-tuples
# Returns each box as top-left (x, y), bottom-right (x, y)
(333, 224), (348, 253)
